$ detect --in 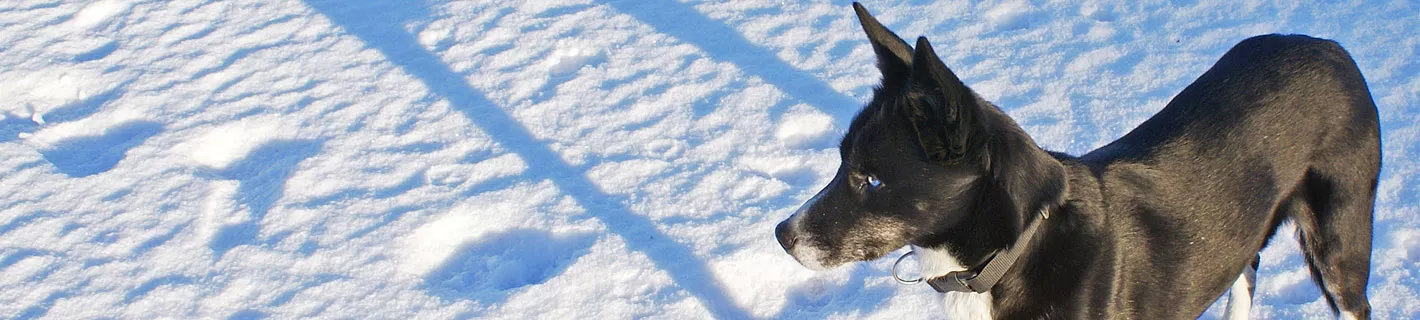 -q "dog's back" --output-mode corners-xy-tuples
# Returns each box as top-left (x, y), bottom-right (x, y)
(1091, 34), (1379, 167)
(1081, 34), (1380, 318)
